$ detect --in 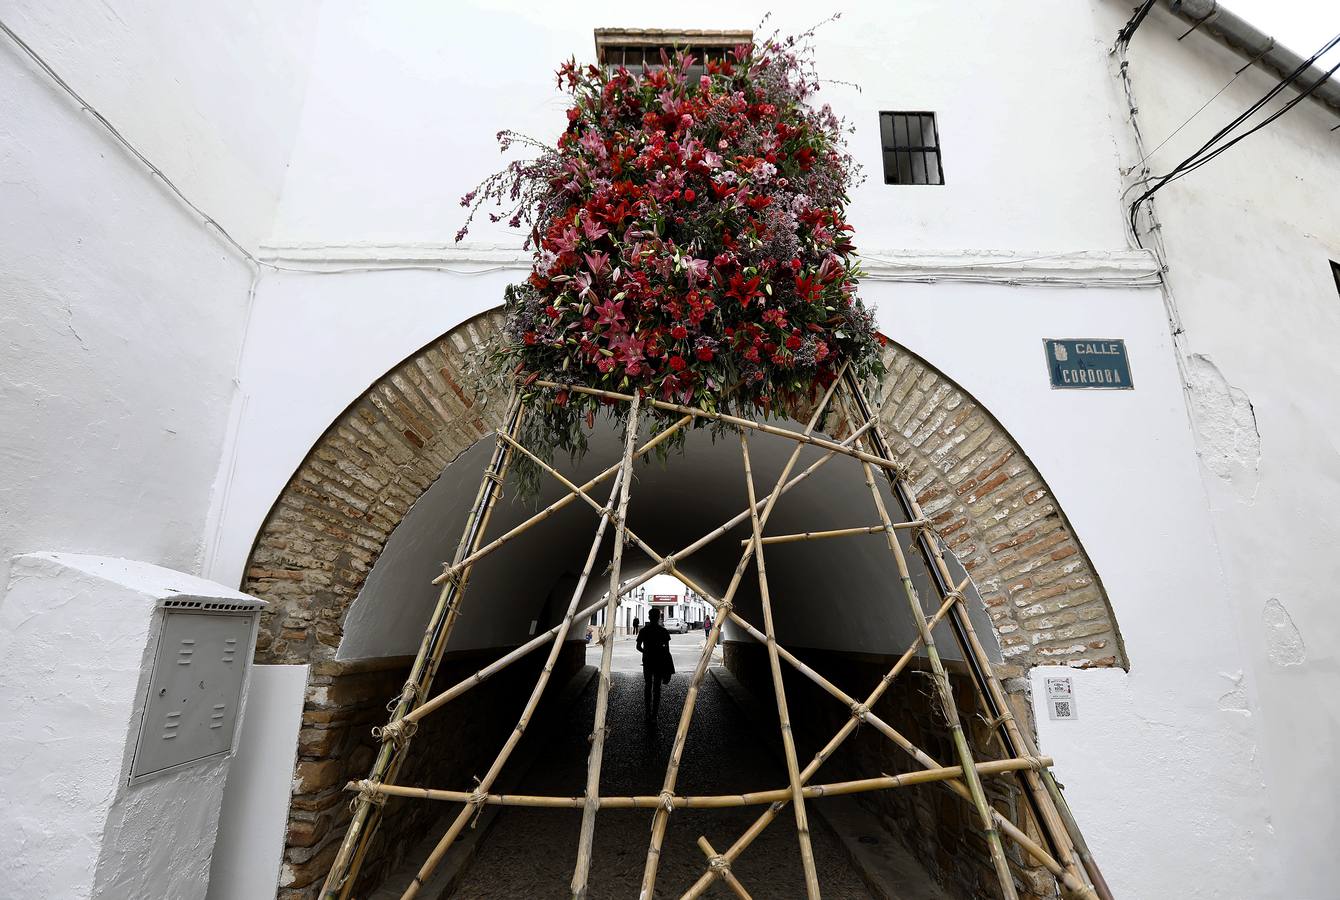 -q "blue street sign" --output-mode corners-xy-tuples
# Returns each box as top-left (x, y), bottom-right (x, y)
(1044, 339), (1133, 390)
